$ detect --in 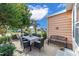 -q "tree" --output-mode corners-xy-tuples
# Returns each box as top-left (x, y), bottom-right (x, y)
(0, 3), (31, 35)
(33, 20), (37, 34)
(9, 4), (31, 35)
(30, 20), (37, 34)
